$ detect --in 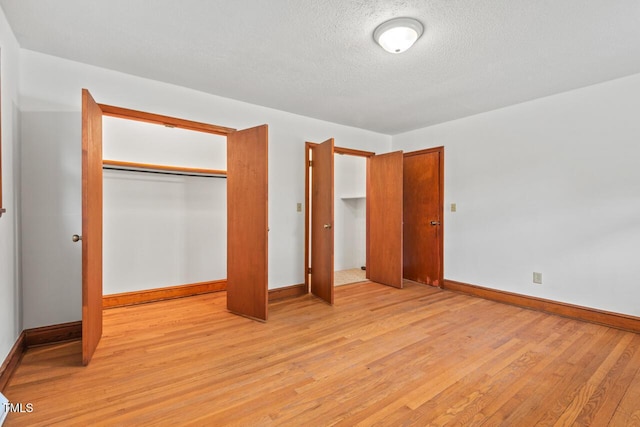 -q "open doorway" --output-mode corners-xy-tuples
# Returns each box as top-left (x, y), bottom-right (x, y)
(305, 141), (403, 304)
(334, 154), (367, 286)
